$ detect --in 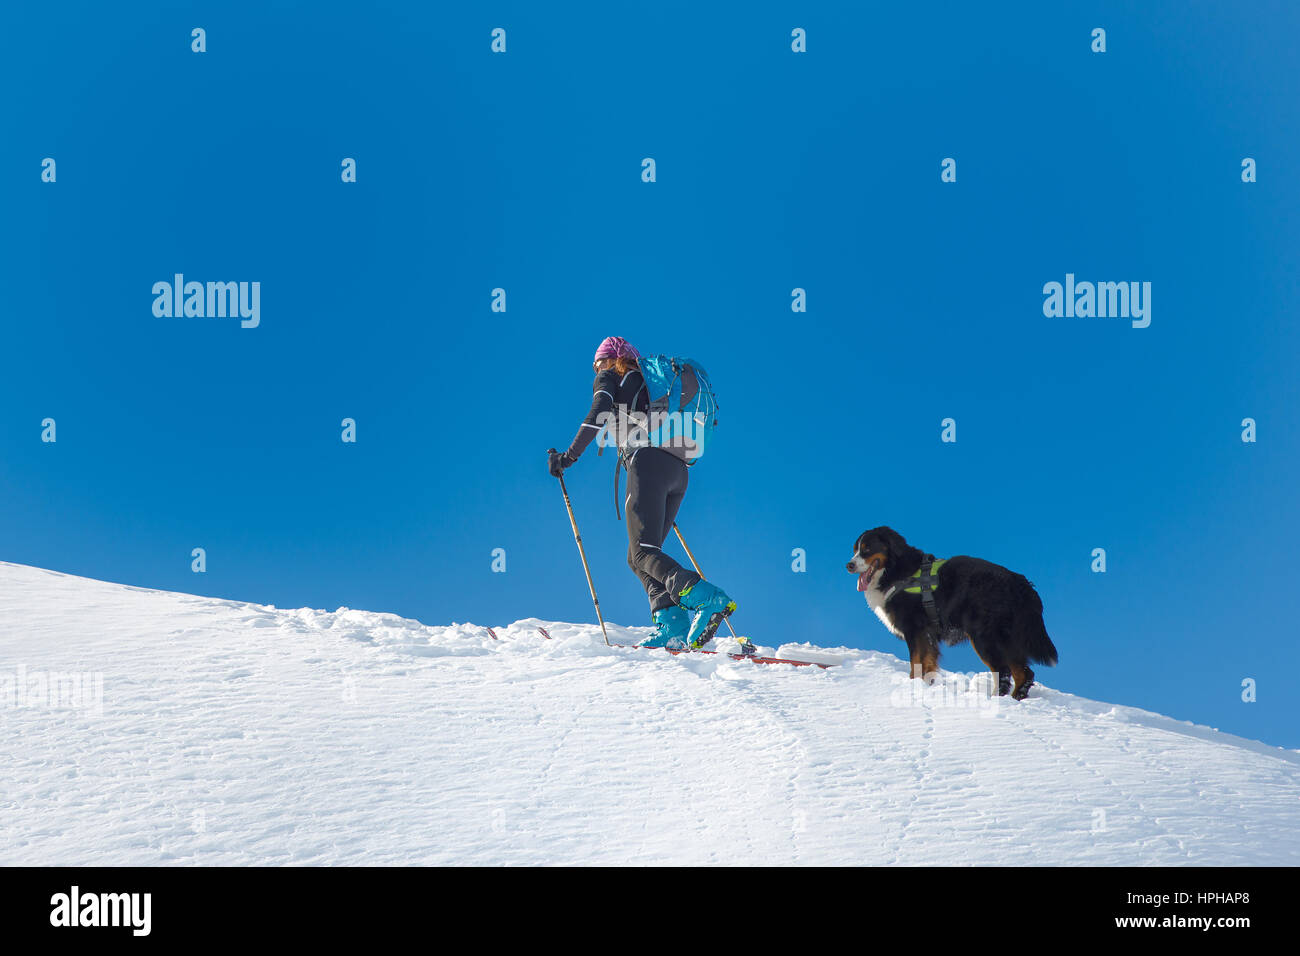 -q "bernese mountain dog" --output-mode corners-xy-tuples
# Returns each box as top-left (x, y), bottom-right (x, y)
(847, 526), (1058, 700)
